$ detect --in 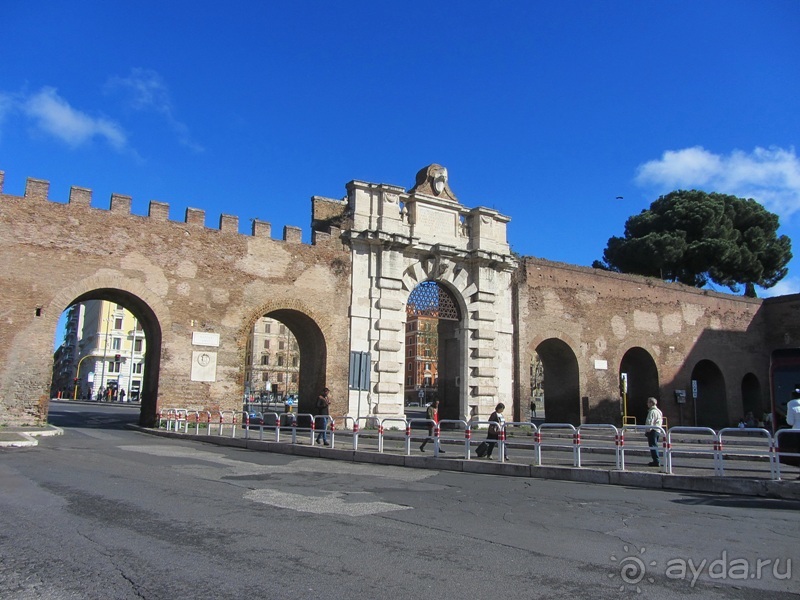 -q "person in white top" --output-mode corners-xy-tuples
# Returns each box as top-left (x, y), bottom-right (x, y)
(779, 389), (800, 473)
(786, 390), (800, 430)
(645, 397), (664, 467)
